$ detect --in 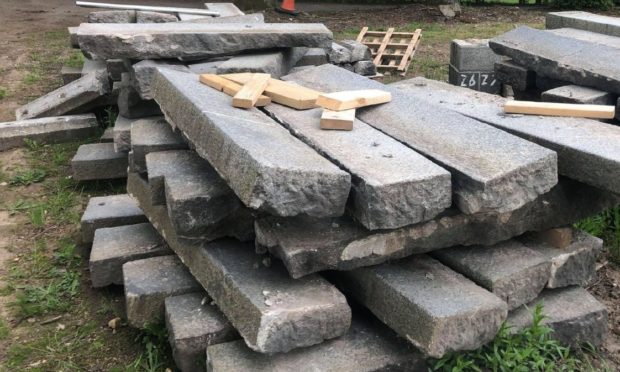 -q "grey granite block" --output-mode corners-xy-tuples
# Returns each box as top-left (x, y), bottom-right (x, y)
(541, 84), (616, 105)
(130, 117), (187, 173)
(100, 127), (114, 142)
(548, 27), (620, 49)
(264, 104), (451, 230)
(327, 42), (352, 64)
(106, 59), (128, 81)
(337, 40), (371, 62)
(494, 59), (535, 92)
(71, 143), (128, 181)
(68, 27), (79, 48)
(136, 11), (179, 23)
(284, 65), (558, 215)
(152, 68), (351, 218)
(80, 194), (147, 244)
(0, 114), (98, 151)
(205, 2), (245, 16)
(118, 73), (163, 119)
(181, 13), (264, 24)
(88, 10), (136, 23)
(216, 48), (307, 78)
(113, 115), (138, 153)
(450, 39), (501, 71)
(546, 11), (620, 37)
(81, 58), (107, 76)
(186, 60), (221, 74)
(295, 48), (328, 66)
(131, 60), (190, 100)
(61, 65), (82, 85)
(353, 60), (377, 76)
